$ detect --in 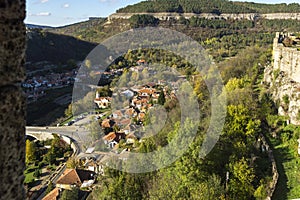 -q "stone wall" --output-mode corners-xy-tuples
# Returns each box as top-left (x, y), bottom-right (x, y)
(108, 12), (300, 22)
(264, 32), (300, 125)
(0, 0), (26, 200)
(260, 135), (278, 200)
